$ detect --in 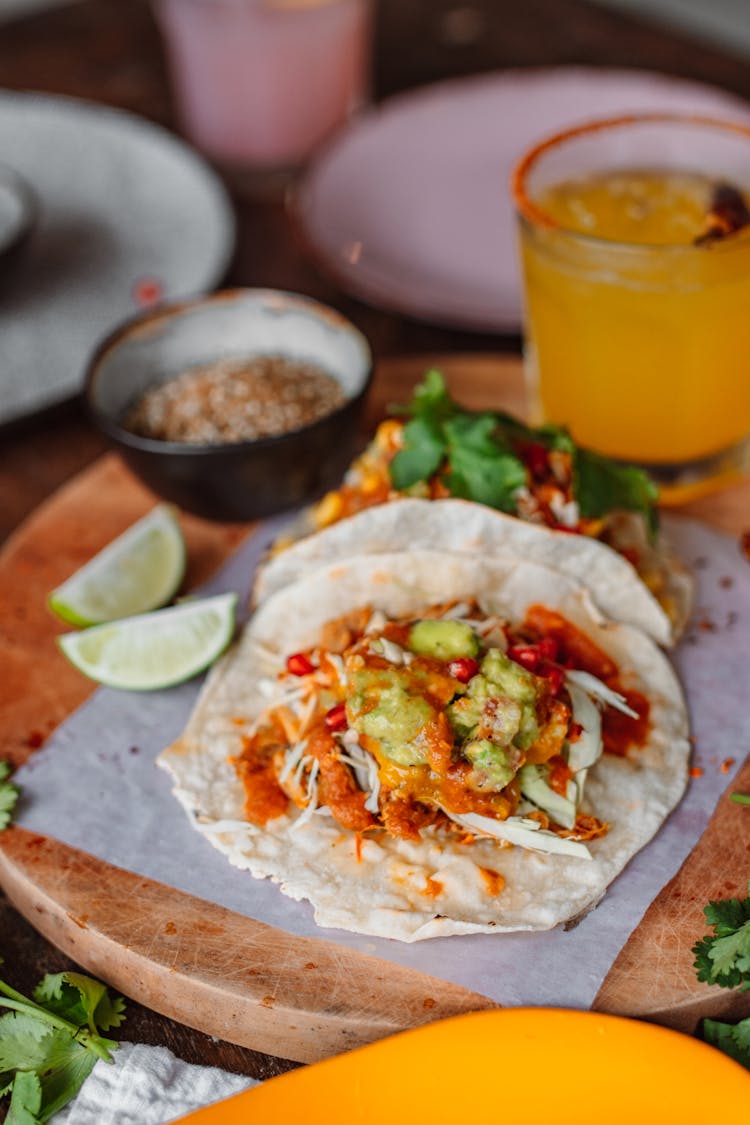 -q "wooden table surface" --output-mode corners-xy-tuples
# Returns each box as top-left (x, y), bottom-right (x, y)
(2, 0), (750, 1083)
